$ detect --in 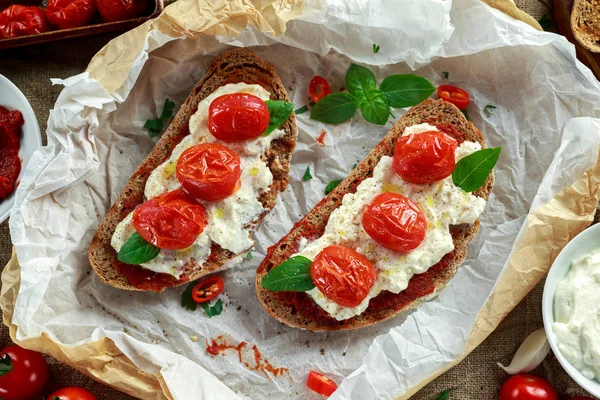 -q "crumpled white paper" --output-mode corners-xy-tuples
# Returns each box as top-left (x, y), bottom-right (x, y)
(8, 0), (600, 399)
